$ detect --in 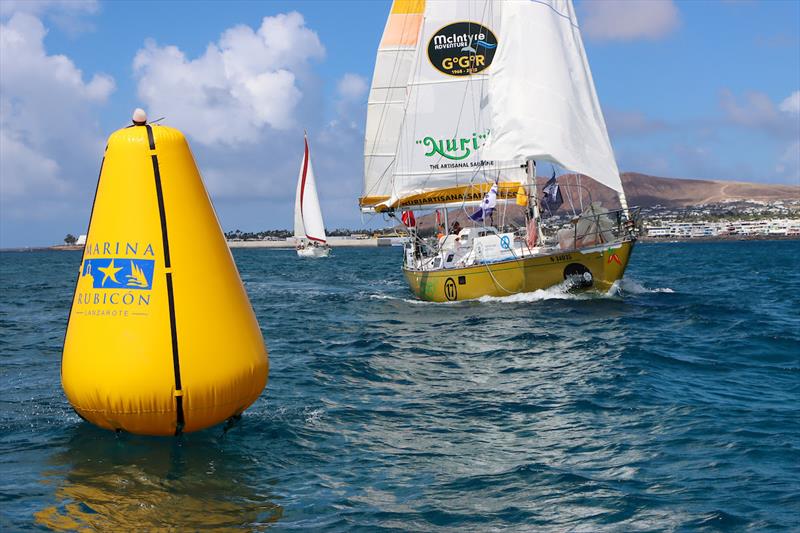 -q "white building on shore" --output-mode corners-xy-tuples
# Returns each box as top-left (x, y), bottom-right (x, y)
(645, 219), (800, 238)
